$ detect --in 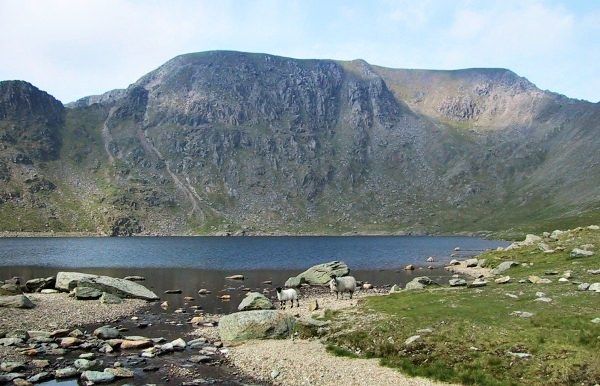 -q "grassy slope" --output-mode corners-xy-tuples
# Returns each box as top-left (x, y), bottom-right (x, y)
(326, 227), (600, 385)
